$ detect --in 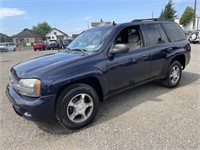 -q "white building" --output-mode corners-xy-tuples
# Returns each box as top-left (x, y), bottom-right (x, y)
(175, 17), (200, 32)
(46, 28), (70, 42)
